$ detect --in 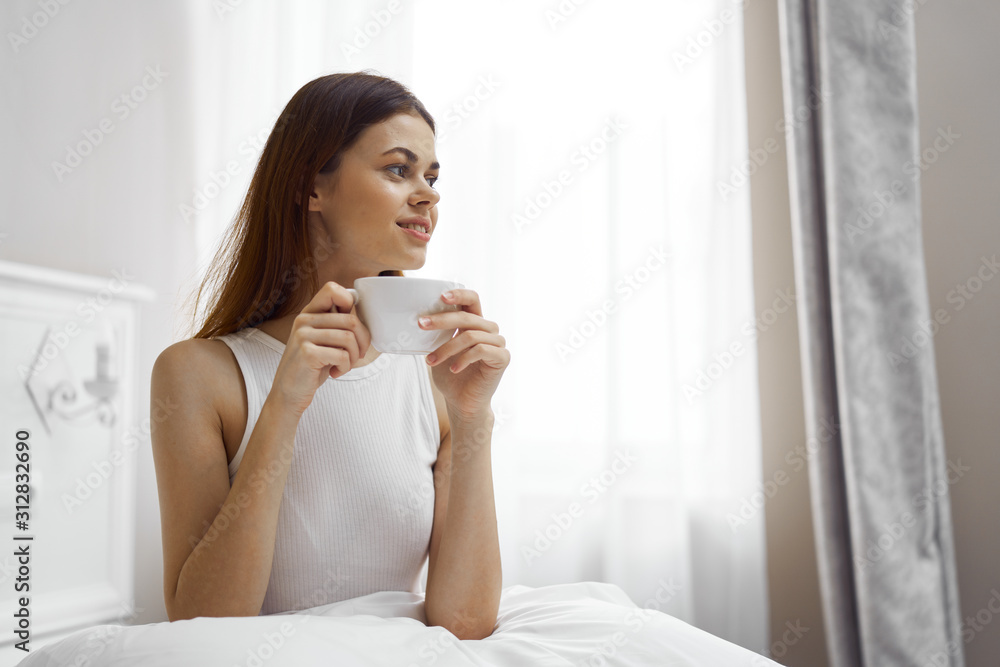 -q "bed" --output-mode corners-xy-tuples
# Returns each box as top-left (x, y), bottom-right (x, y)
(17, 581), (785, 666)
